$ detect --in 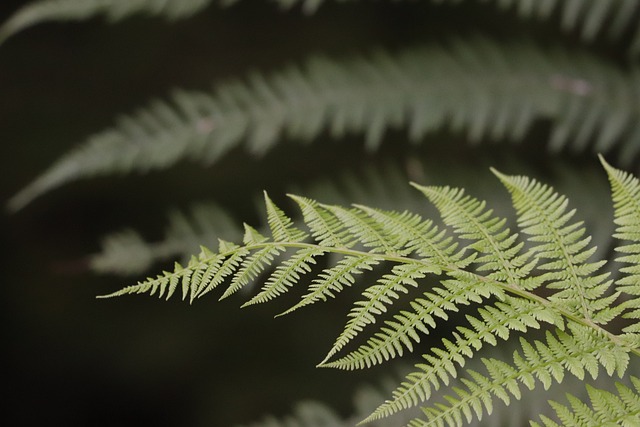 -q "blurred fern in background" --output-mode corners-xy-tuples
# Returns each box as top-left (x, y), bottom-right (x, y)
(5, 0), (640, 426)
